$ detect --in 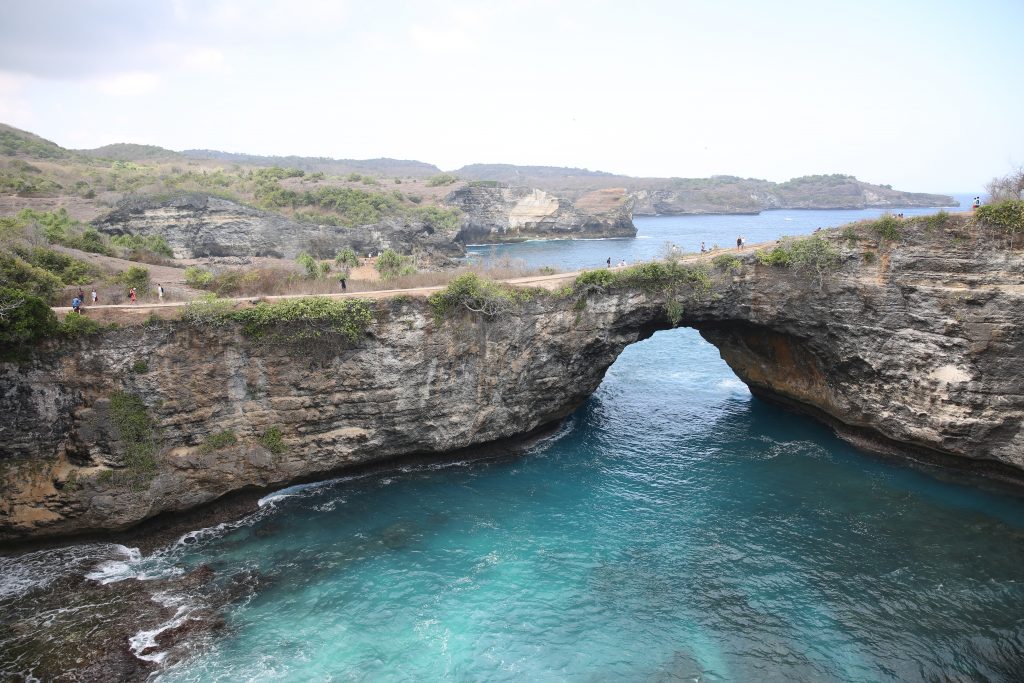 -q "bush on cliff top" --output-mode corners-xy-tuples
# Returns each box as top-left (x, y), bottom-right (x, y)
(975, 200), (1024, 246)
(571, 261), (712, 296)
(755, 235), (840, 282)
(183, 295), (373, 344)
(428, 272), (538, 319)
